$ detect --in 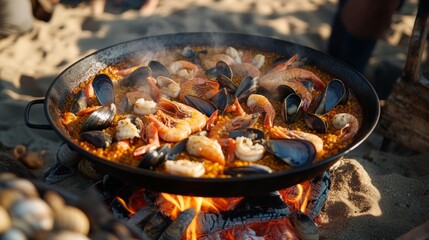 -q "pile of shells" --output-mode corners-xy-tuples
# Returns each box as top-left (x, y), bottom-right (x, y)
(0, 173), (138, 240)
